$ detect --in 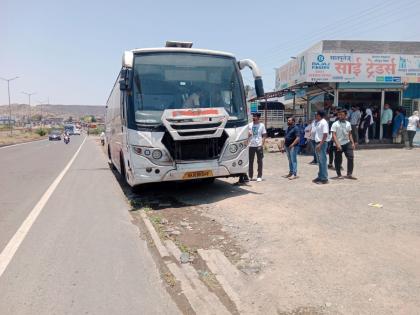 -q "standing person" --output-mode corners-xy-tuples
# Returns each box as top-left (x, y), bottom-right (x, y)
(364, 106), (374, 144)
(372, 106), (380, 139)
(381, 103), (393, 139)
(282, 117), (300, 180)
(407, 111), (420, 149)
(349, 106), (361, 144)
(304, 120), (312, 143)
(248, 113), (267, 182)
(327, 109), (338, 169)
(331, 109), (357, 180)
(402, 109), (408, 146)
(392, 108), (404, 144)
(312, 110), (329, 184)
(296, 119), (306, 155)
(308, 118), (318, 165)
